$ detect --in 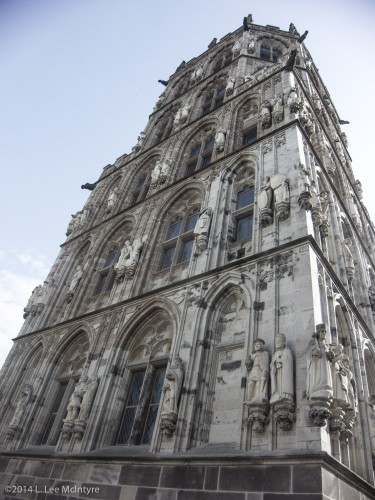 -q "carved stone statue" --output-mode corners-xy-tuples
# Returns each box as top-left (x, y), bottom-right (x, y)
(335, 140), (346, 163)
(180, 101), (191, 124)
(307, 324), (334, 426)
(248, 37), (256, 54)
(272, 174), (290, 221)
(355, 180), (363, 200)
(159, 159), (171, 183)
(106, 186), (119, 213)
(77, 376), (98, 421)
(272, 95), (284, 123)
(226, 77), (235, 96)
(8, 385), (33, 432)
(114, 237), (146, 280)
(343, 238), (355, 281)
(232, 39), (241, 57)
(270, 334), (294, 405)
(23, 285), (41, 318)
(155, 91), (165, 109)
(194, 208), (213, 251)
(66, 260), (89, 302)
(160, 357), (184, 437)
(174, 108), (182, 128)
(133, 132), (145, 152)
(245, 338), (270, 433)
(287, 87), (300, 114)
(151, 161), (162, 185)
(260, 101), (272, 129)
(258, 176), (273, 225)
(66, 212), (80, 236)
(245, 339), (269, 404)
(62, 376), (87, 438)
(330, 344), (350, 409)
(297, 163), (312, 210)
(214, 128), (226, 153)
